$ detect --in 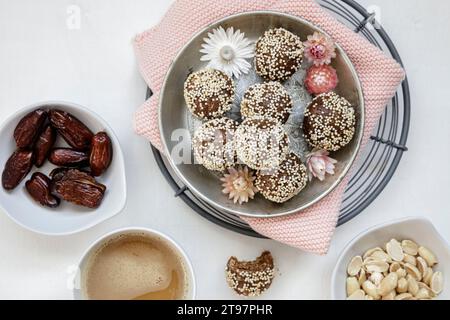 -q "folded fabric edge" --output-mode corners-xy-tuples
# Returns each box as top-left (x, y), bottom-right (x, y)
(134, 97), (164, 152)
(241, 180), (346, 255)
(133, 38), (156, 93)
